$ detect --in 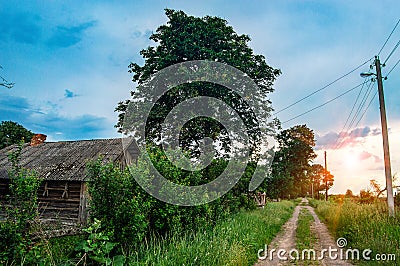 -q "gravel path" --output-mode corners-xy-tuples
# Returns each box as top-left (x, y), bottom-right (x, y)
(255, 198), (353, 266)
